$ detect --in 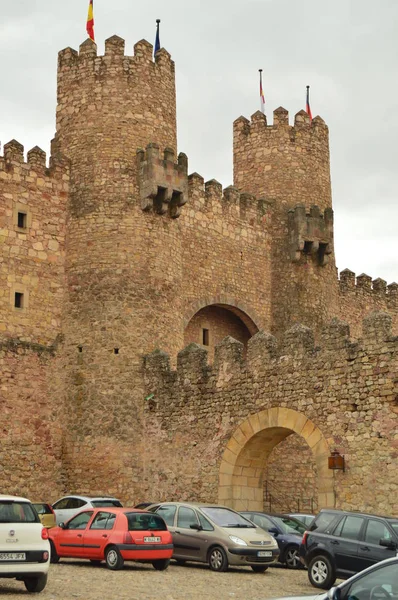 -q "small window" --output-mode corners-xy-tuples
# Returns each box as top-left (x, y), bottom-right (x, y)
(202, 328), (209, 346)
(17, 212), (27, 229)
(198, 512), (214, 531)
(337, 516), (365, 540)
(90, 511), (116, 530)
(14, 292), (24, 309)
(365, 520), (392, 545)
(114, 348), (119, 355)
